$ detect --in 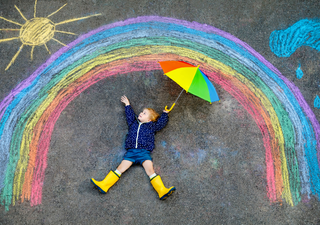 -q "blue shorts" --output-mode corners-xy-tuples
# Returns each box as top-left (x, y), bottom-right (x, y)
(123, 148), (152, 165)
